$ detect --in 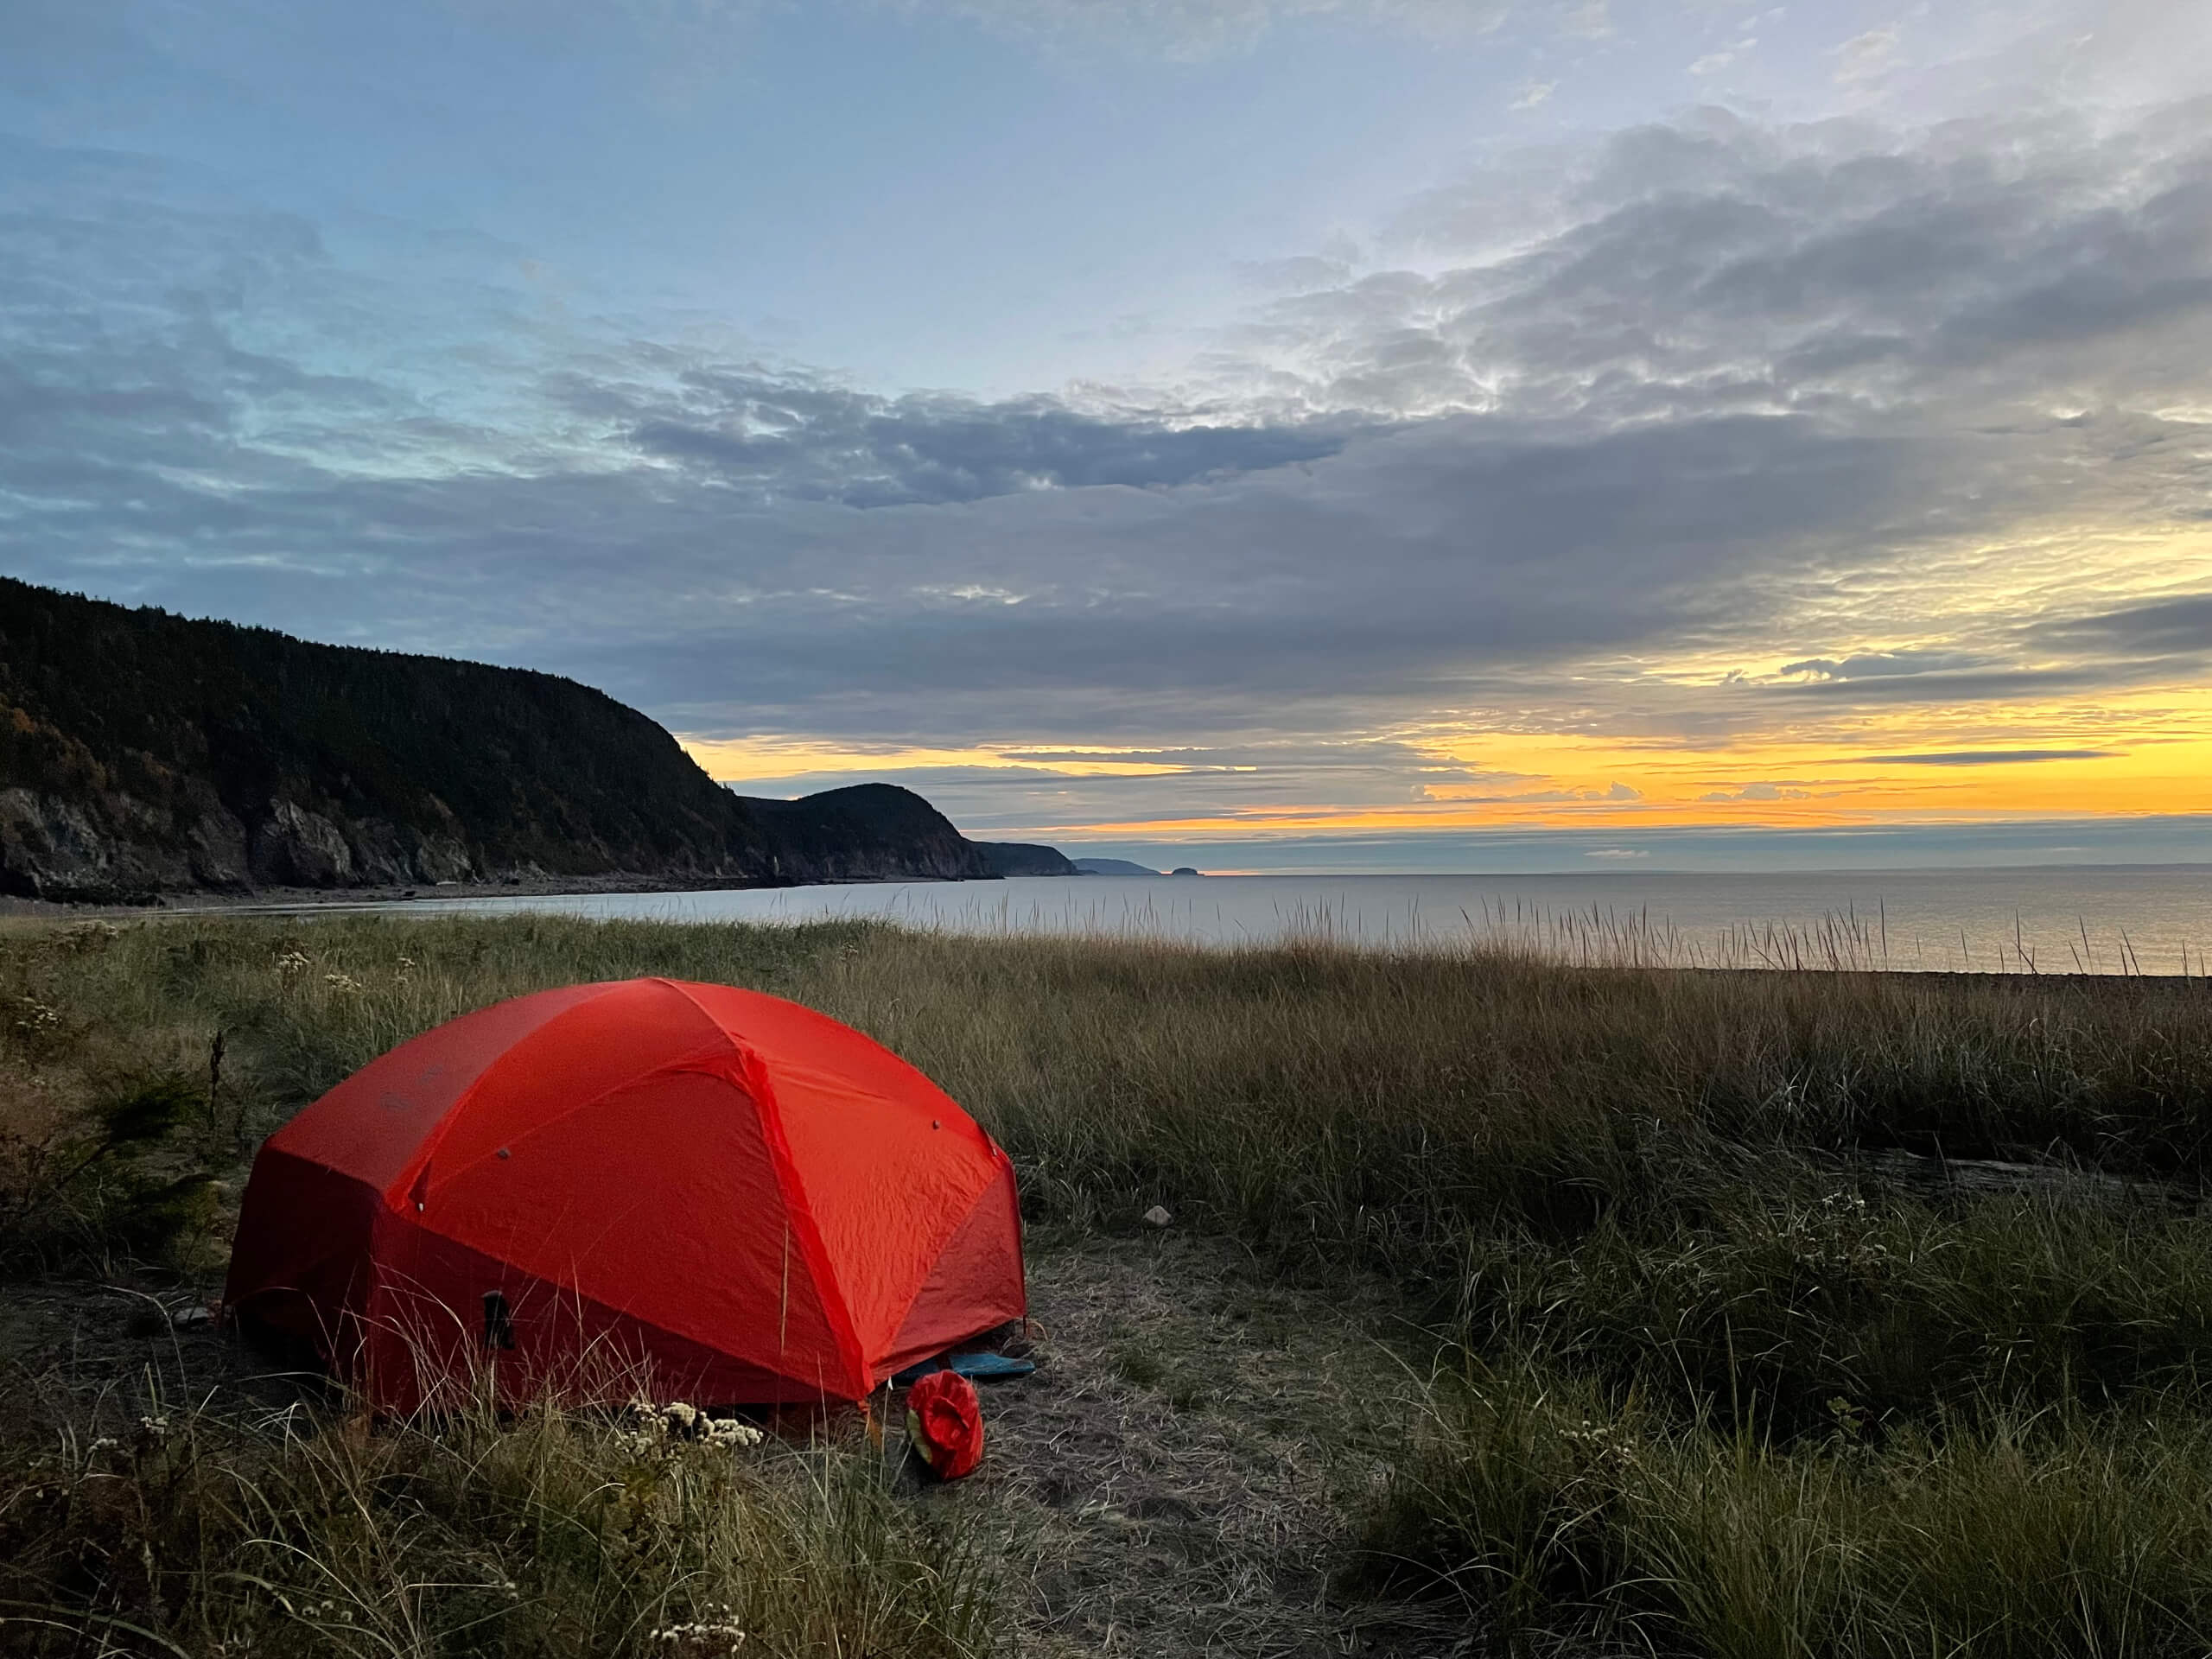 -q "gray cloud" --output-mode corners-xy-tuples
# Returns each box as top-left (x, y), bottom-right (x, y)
(708, 741), (1541, 834)
(1236, 102), (2212, 429)
(1769, 670), (2112, 704)
(613, 372), (1370, 505)
(2038, 593), (2212, 657)
(997, 741), (1491, 770)
(543, 410), (1939, 739)
(1777, 651), (1992, 681)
